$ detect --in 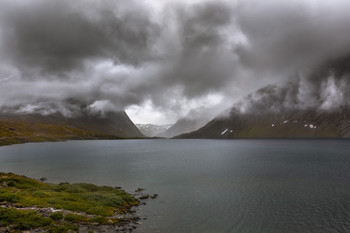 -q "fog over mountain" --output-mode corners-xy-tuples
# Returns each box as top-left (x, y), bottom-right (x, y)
(0, 0), (349, 124)
(229, 55), (350, 116)
(177, 55), (350, 139)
